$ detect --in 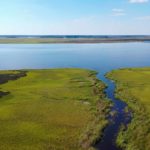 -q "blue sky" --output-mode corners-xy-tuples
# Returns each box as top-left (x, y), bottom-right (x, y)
(0, 0), (150, 35)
